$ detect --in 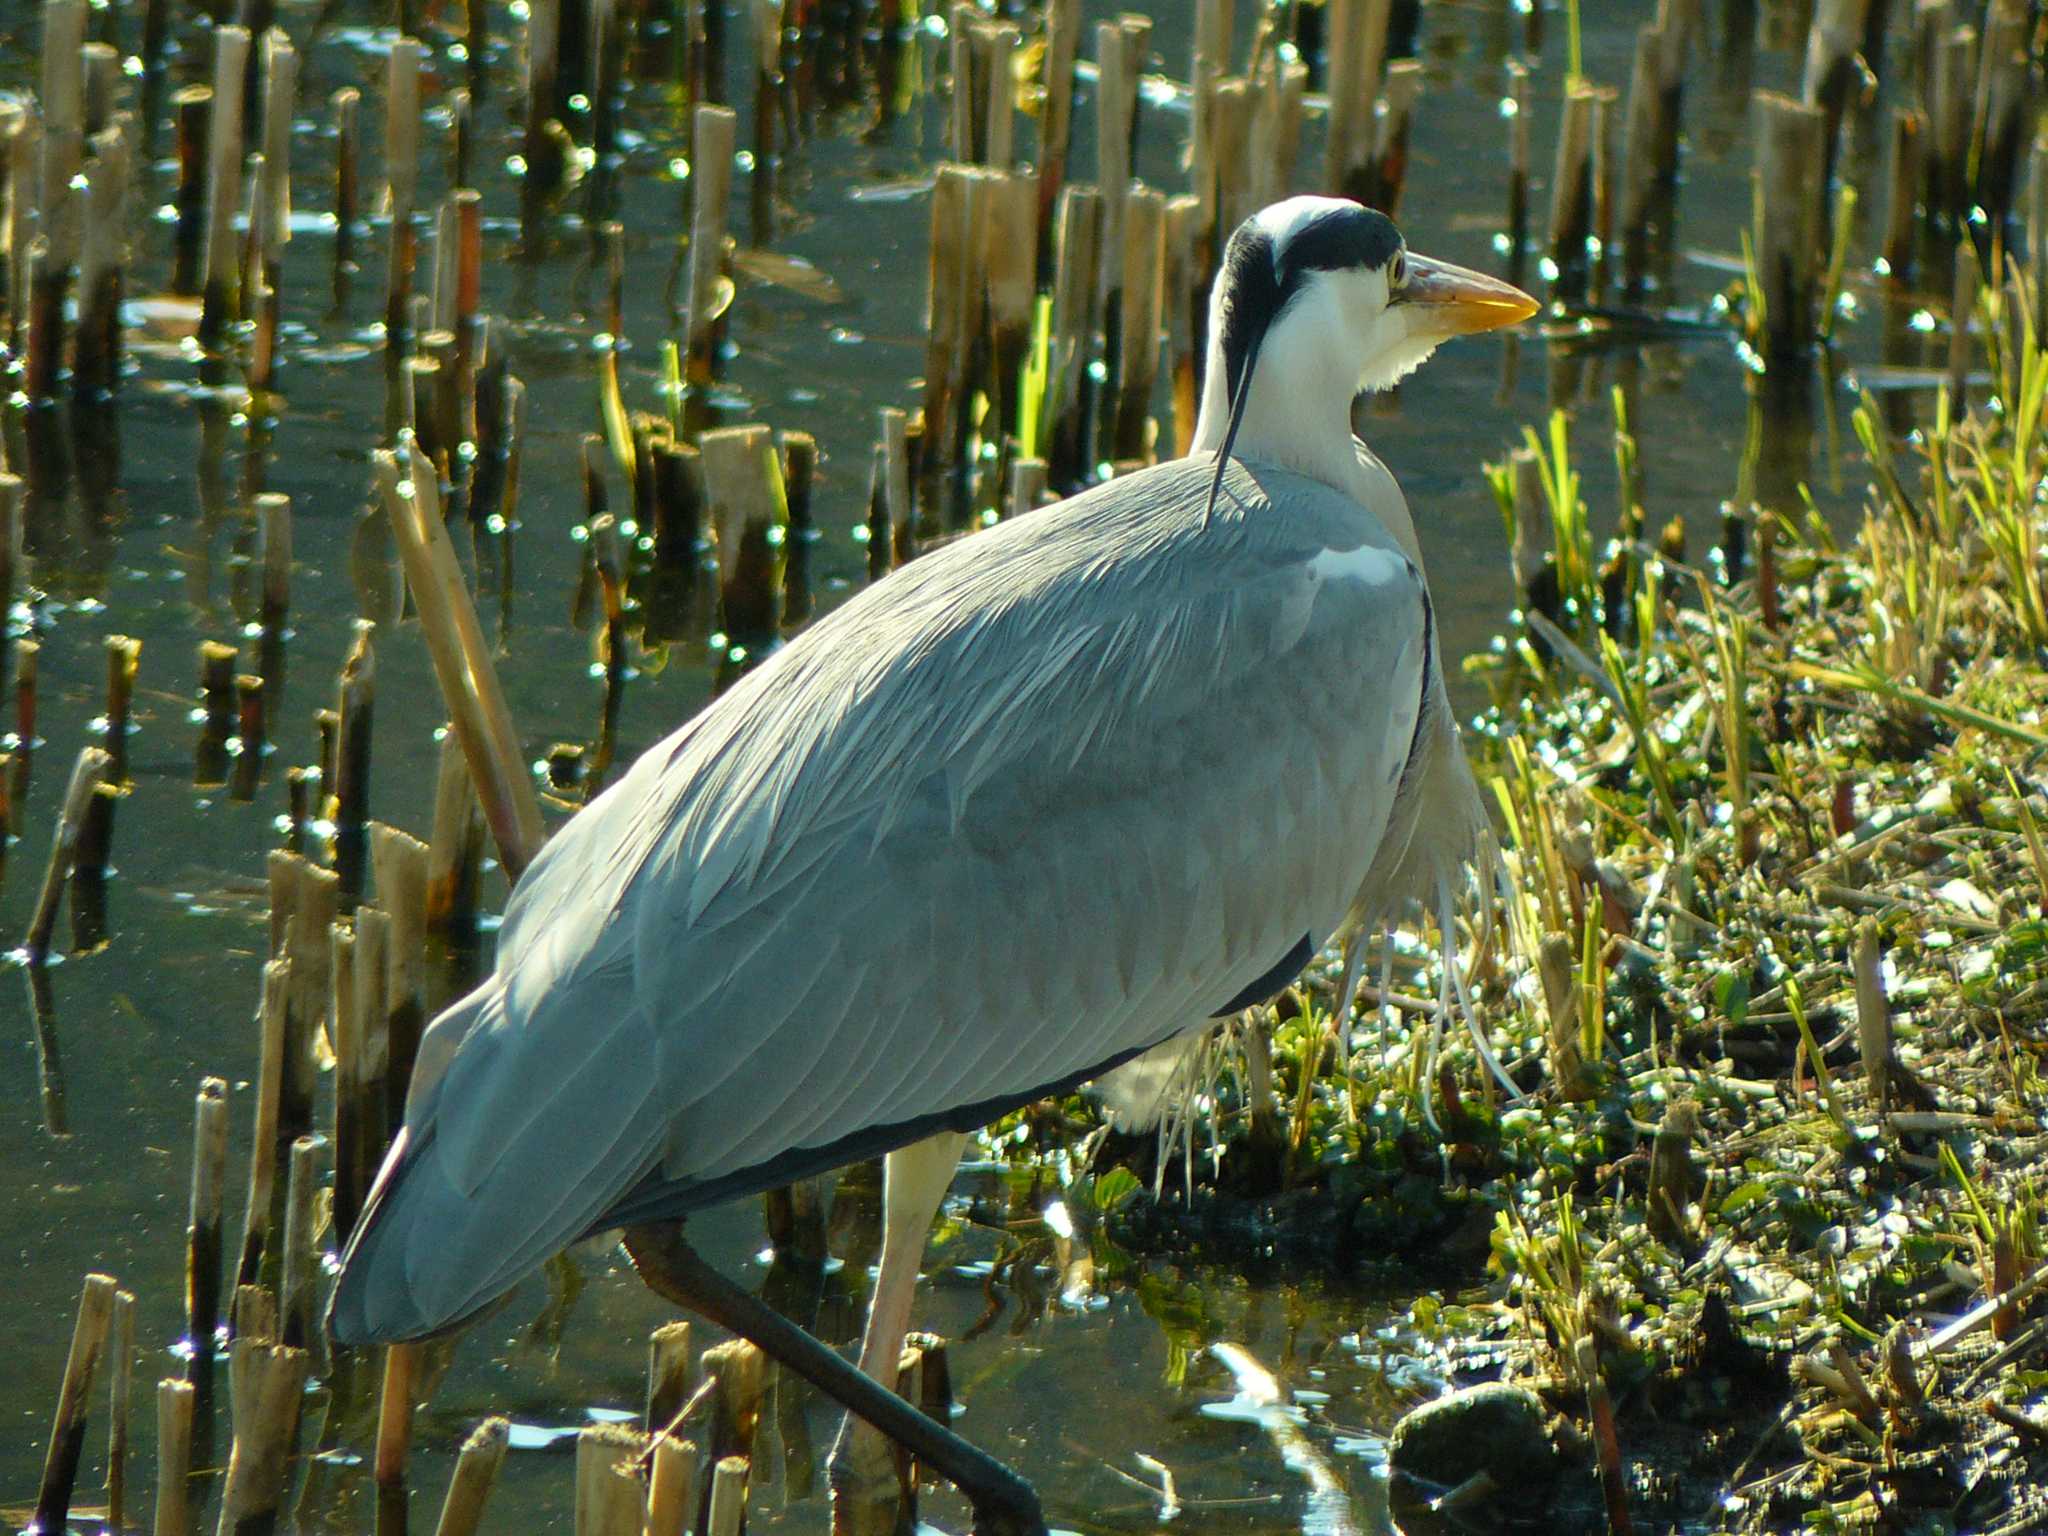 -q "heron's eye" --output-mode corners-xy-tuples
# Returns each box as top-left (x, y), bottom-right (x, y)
(1388, 251), (1408, 291)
